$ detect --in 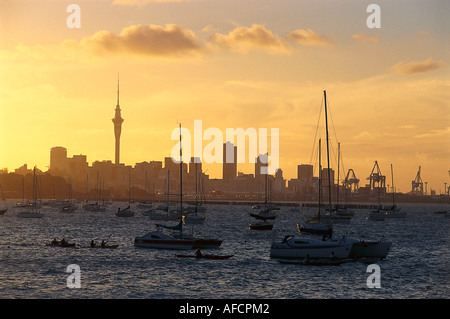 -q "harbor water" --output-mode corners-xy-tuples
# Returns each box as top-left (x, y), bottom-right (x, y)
(0, 202), (448, 299)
